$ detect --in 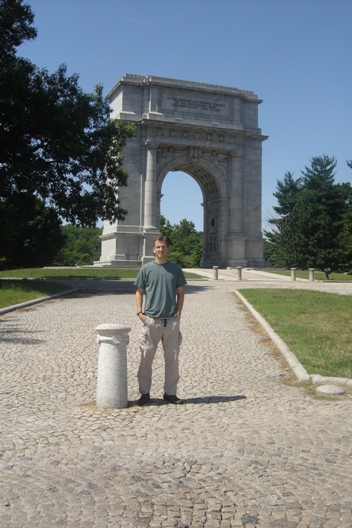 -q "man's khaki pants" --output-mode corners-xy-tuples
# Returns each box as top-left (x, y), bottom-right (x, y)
(137, 315), (182, 395)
